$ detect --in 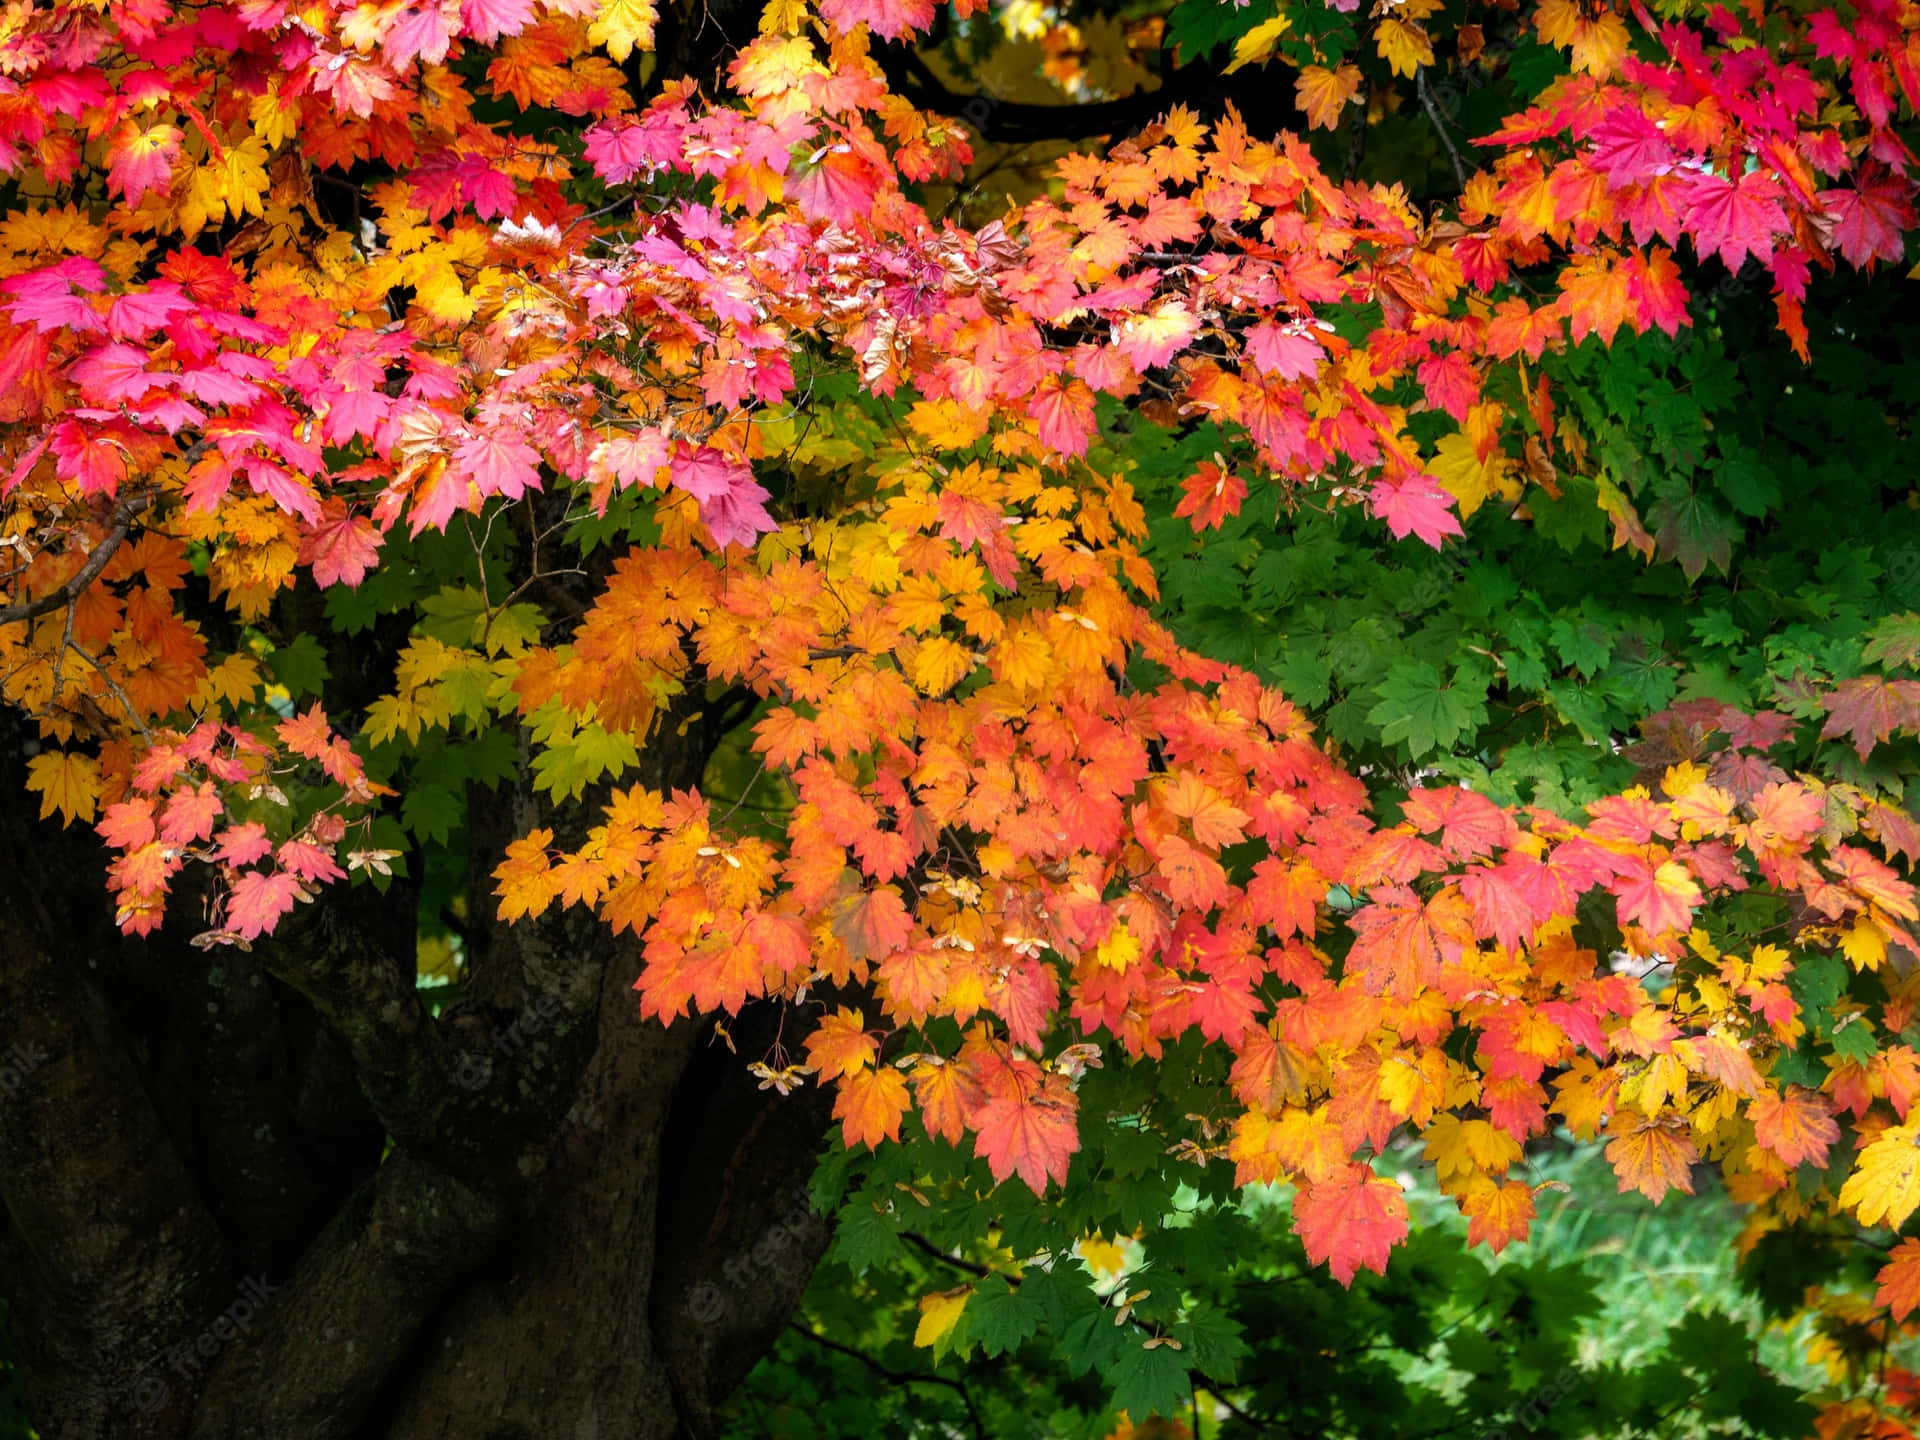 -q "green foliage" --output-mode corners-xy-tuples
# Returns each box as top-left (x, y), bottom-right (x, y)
(729, 1144), (1818, 1440)
(1124, 273), (1920, 818)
